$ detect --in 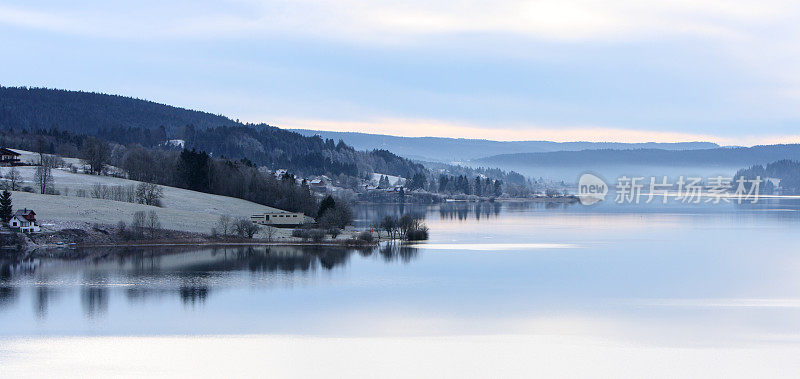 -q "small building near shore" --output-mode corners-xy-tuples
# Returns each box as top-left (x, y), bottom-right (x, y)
(250, 211), (313, 227)
(9, 208), (40, 233)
